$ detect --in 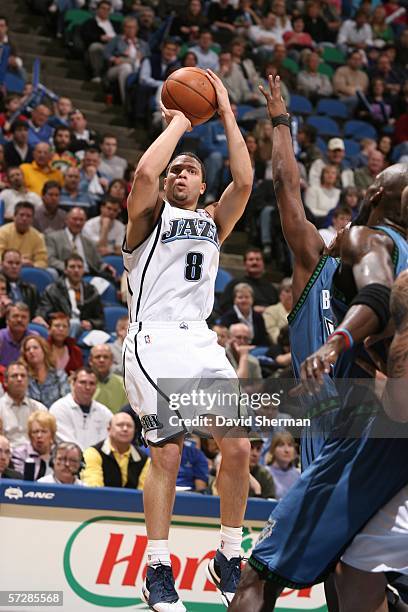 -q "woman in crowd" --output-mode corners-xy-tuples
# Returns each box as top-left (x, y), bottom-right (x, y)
(47, 312), (83, 375)
(356, 77), (395, 129)
(220, 282), (269, 347)
(305, 164), (341, 227)
(377, 134), (393, 165)
(169, 0), (208, 42)
(265, 431), (300, 499)
(11, 410), (57, 481)
(0, 274), (12, 329)
(371, 5), (394, 45)
(20, 336), (70, 408)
